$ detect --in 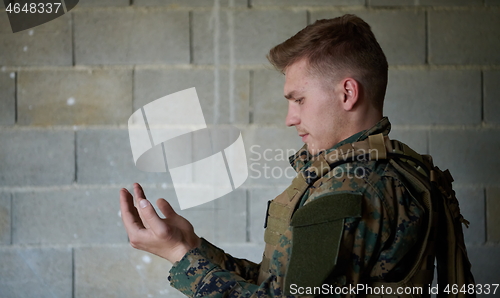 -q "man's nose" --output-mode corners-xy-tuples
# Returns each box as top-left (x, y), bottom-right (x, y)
(285, 103), (300, 127)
